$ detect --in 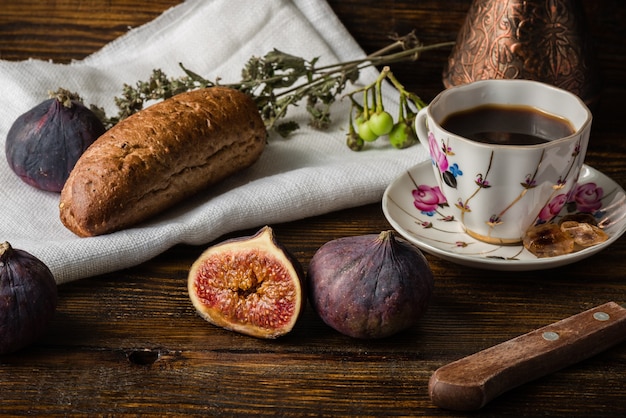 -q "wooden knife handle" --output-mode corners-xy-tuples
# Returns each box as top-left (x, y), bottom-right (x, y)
(429, 302), (626, 411)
